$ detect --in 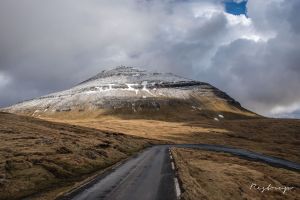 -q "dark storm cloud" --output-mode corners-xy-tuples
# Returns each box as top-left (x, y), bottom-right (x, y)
(0, 0), (299, 117)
